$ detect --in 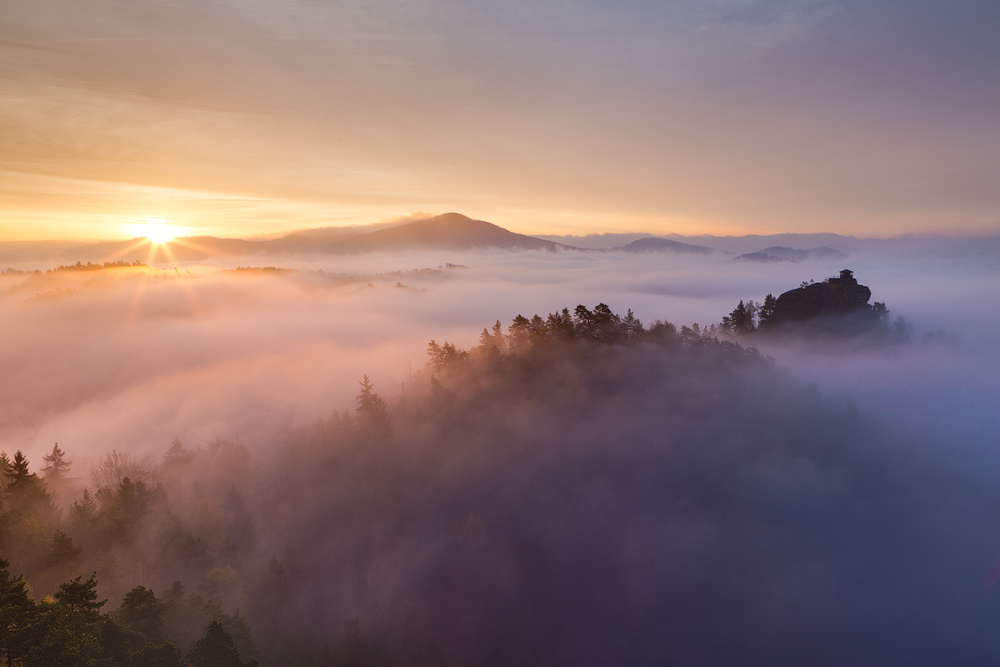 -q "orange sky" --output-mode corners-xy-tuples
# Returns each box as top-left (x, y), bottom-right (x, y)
(2, 0), (998, 242)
